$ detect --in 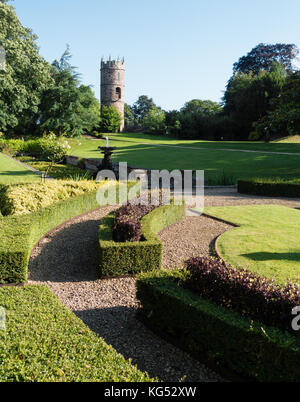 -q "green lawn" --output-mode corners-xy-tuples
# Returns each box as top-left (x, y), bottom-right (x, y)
(69, 133), (300, 184)
(0, 153), (39, 184)
(0, 285), (154, 382)
(204, 205), (300, 286)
